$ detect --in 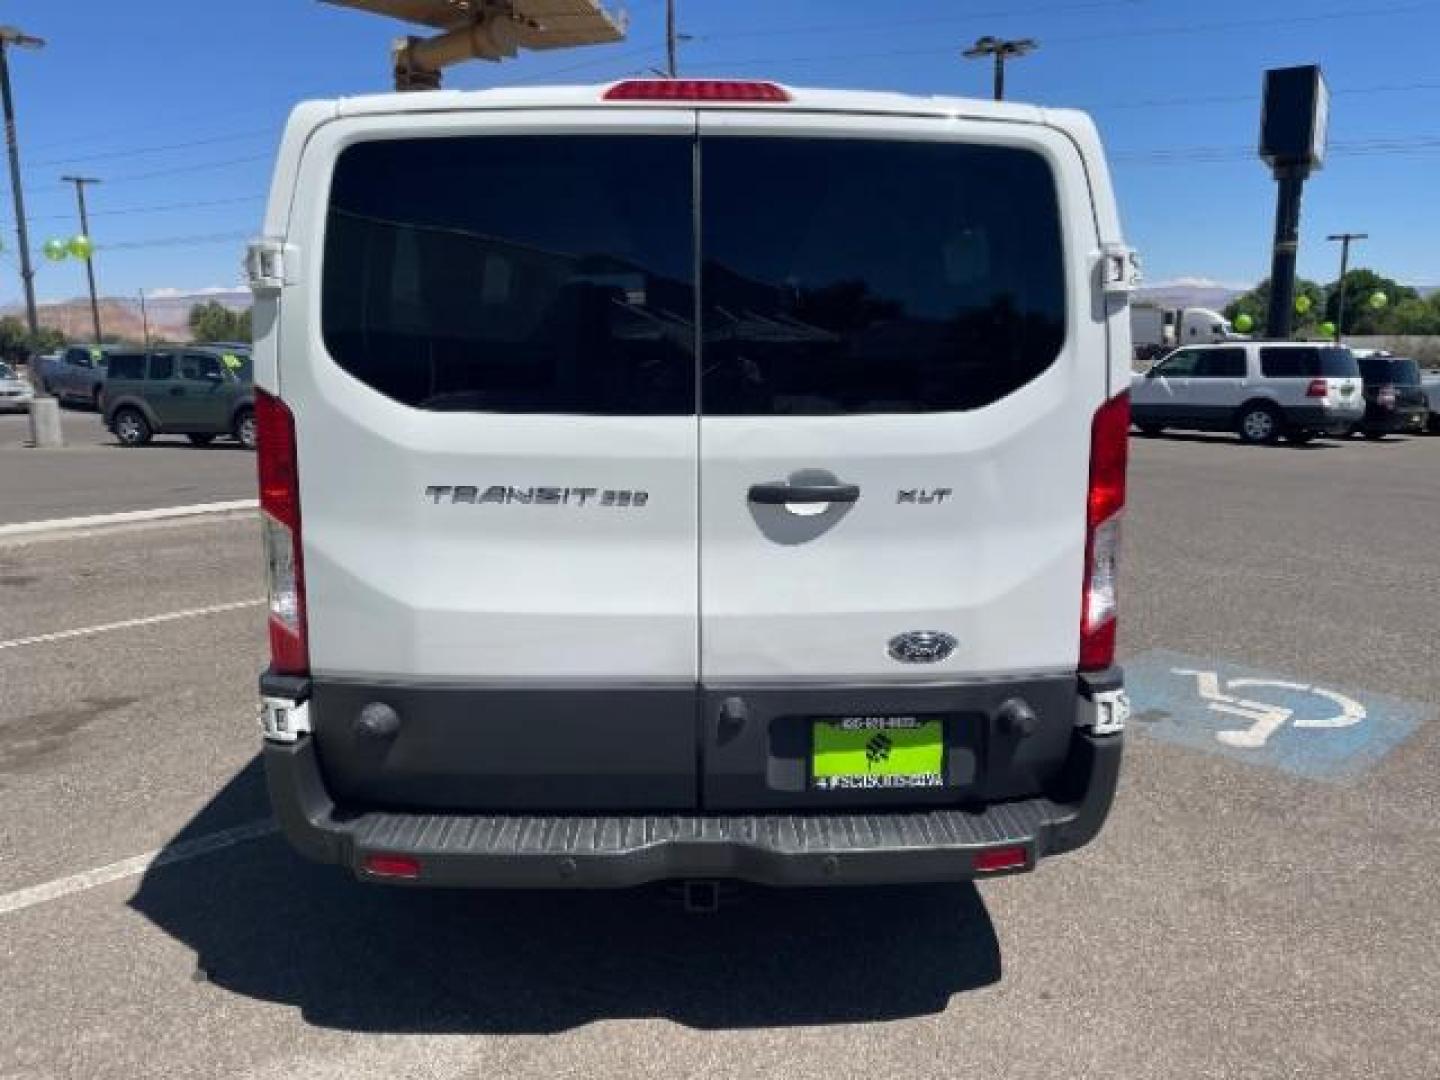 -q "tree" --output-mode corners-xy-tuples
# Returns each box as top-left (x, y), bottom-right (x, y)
(1322, 268), (1418, 336)
(1381, 297), (1439, 335)
(187, 300), (252, 344)
(0, 317), (67, 365)
(1223, 278), (1325, 338)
